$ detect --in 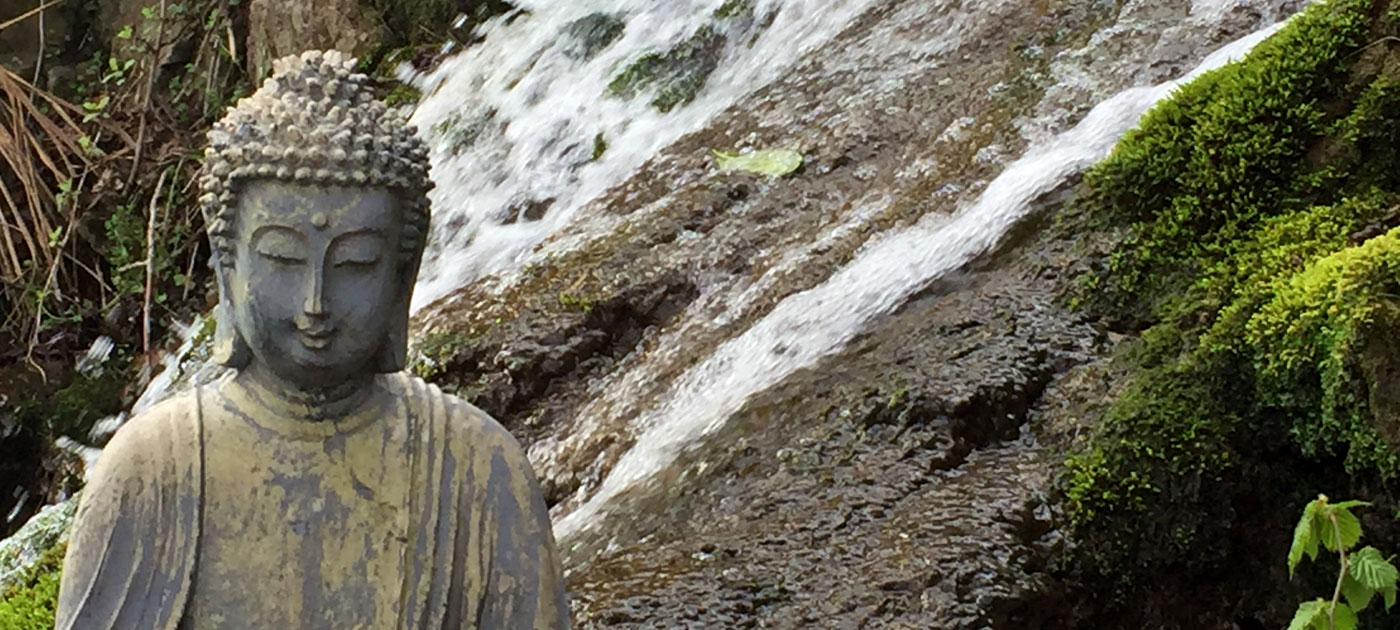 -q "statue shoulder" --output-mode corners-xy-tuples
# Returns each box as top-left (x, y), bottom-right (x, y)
(382, 373), (529, 459)
(93, 389), (201, 481)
